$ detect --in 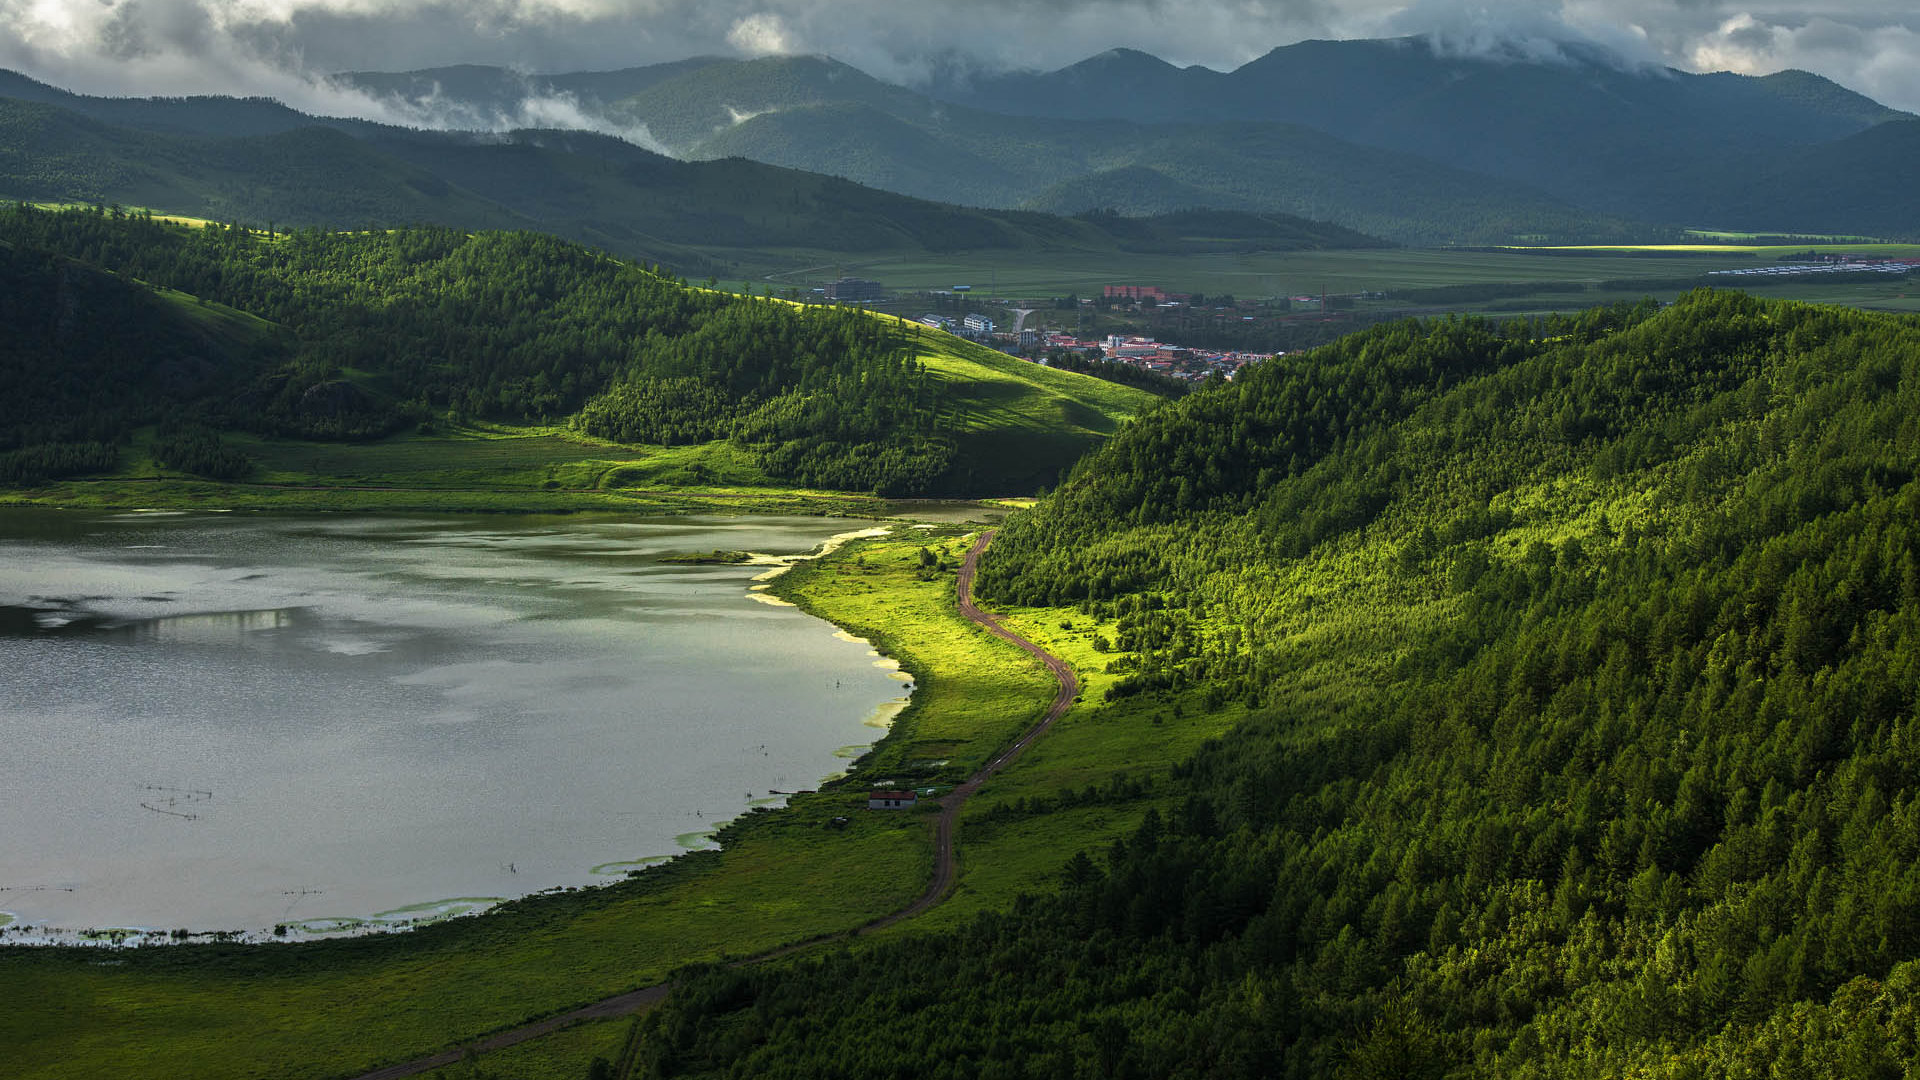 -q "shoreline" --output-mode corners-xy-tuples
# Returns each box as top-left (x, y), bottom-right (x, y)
(0, 480), (1013, 521)
(0, 517), (924, 950)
